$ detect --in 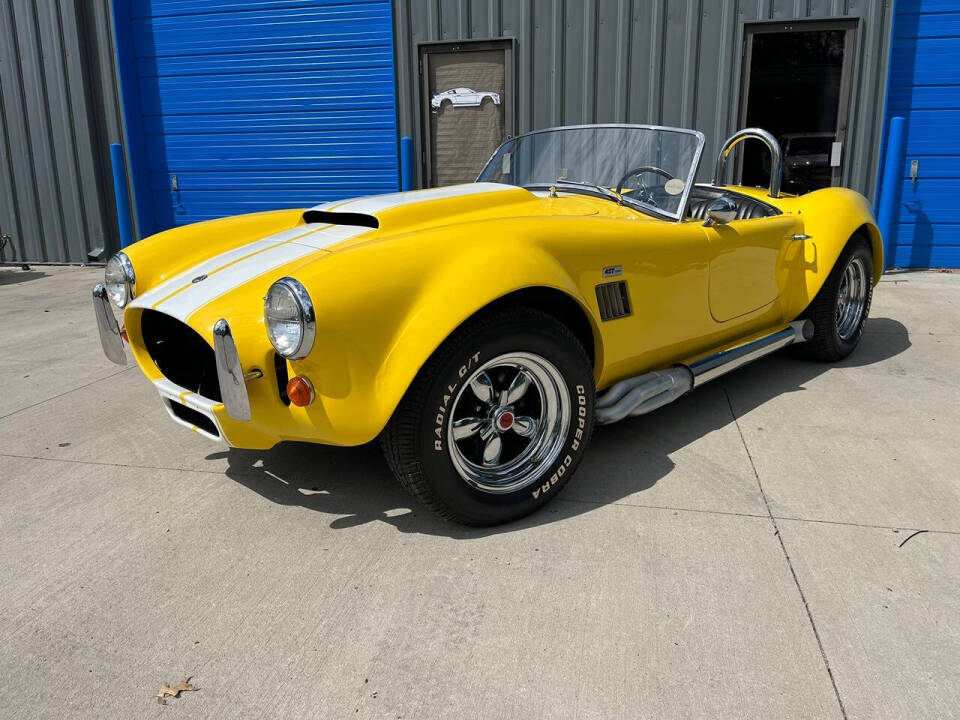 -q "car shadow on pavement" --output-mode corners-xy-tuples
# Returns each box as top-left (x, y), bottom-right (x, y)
(0, 269), (47, 285)
(215, 317), (911, 538)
